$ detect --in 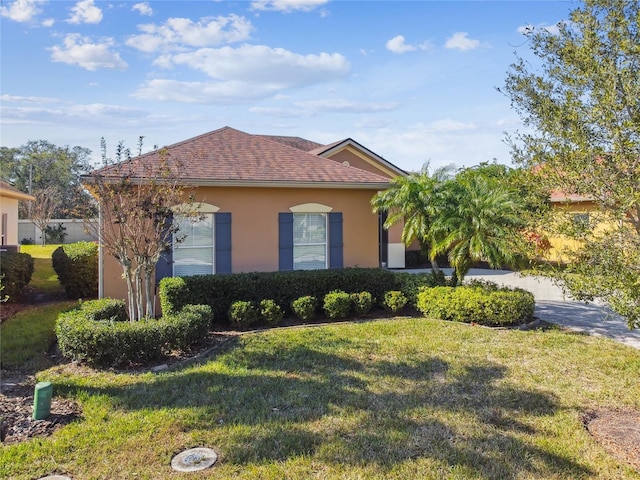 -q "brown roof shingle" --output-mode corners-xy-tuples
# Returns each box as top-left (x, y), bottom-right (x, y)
(92, 126), (391, 187)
